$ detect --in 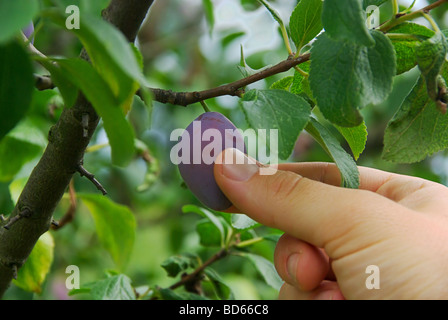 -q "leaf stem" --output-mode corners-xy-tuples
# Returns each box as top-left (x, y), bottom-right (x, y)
(392, 0), (399, 16)
(280, 24), (293, 55)
(85, 143), (110, 153)
(386, 33), (424, 41)
(200, 100), (211, 113)
(422, 12), (441, 33)
(401, 0), (417, 14)
(294, 66), (309, 77)
(235, 237), (264, 248)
